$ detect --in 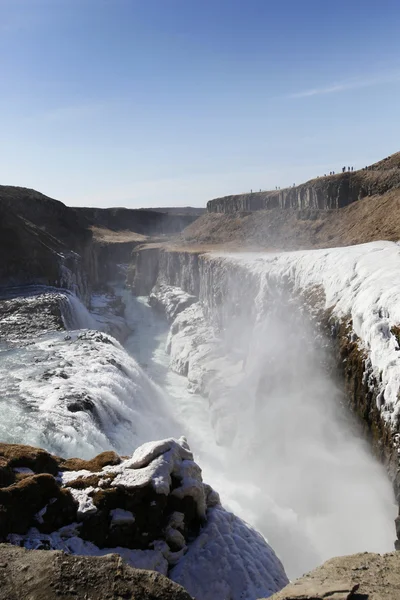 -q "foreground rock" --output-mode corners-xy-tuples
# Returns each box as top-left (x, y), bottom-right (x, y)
(0, 544), (192, 600)
(267, 551), (400, 599)
(0, 438), (288, 600)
